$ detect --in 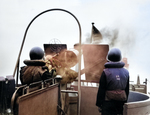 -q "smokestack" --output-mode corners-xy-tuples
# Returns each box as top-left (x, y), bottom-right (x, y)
(137, 75), (140, 85)
(82, 44), (109, 82)
(91, 22), (102, 44)
(122, 57), (129, 69)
